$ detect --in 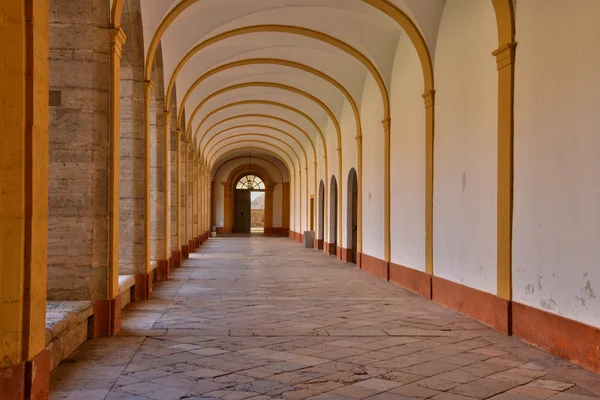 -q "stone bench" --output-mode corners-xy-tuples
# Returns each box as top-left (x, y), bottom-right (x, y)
(118, 274), (136, 308)
(45, 301), (94, 370)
